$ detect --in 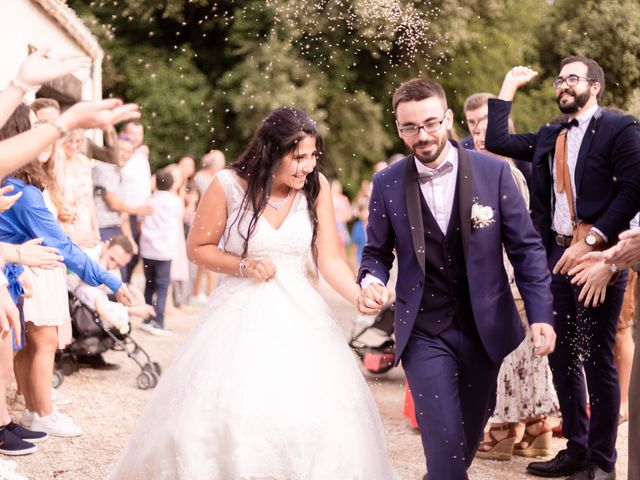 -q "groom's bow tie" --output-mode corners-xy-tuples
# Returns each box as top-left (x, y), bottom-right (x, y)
(560, 118), (579, 130)
(418, 161), (453, 184)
